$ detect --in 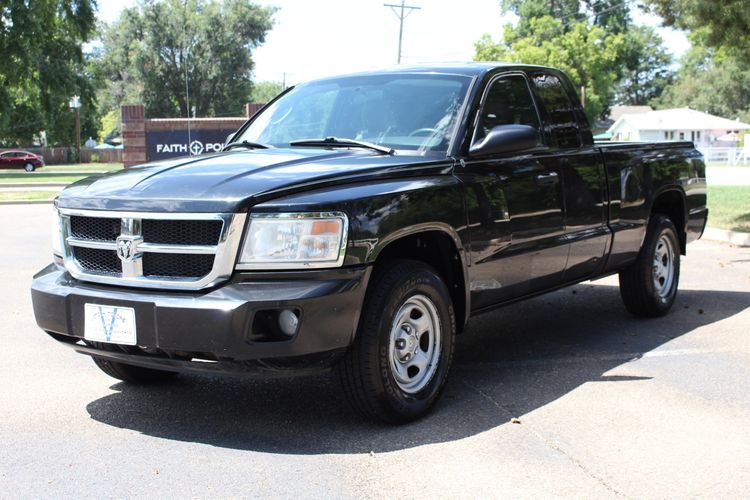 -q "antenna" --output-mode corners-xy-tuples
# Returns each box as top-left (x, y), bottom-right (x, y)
(384, 0), (421, 64)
